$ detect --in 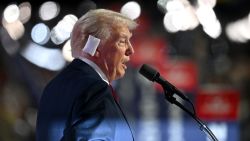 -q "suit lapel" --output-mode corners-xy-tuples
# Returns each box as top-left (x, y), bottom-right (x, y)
(70, 59), (134, 140)
(111, 92), (135, 141)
